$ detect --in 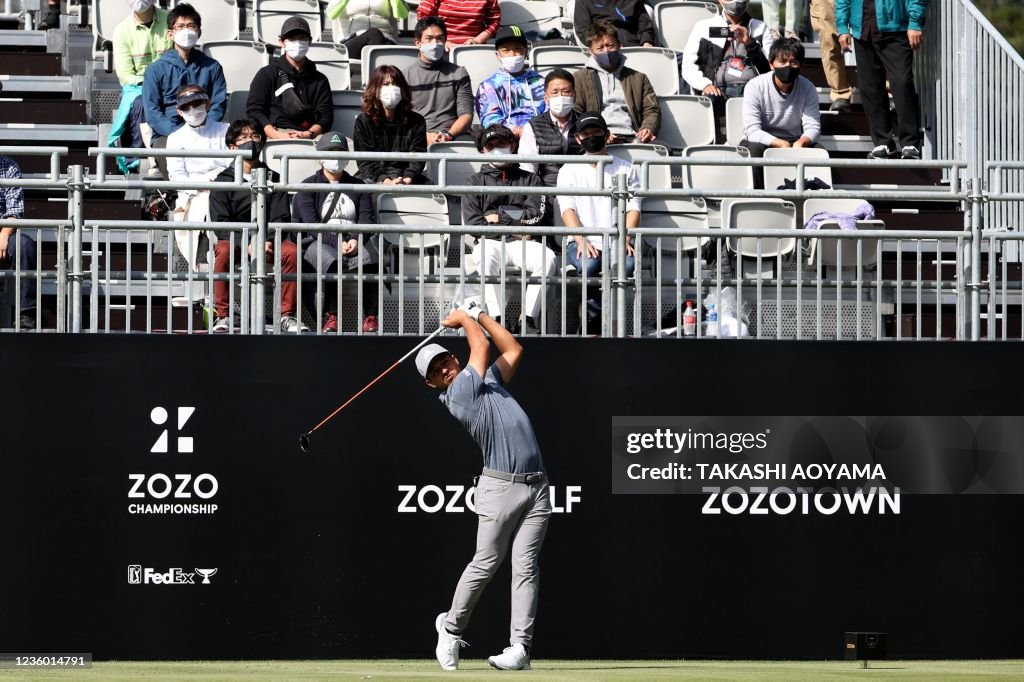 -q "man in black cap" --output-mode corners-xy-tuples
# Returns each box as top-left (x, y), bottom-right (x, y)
(292, 132), (382, 334)
(246, 16), (334, 141)
(556, 112), (641, 334)
(461, 124), (555, 334)
(475, 26), (546, 137)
